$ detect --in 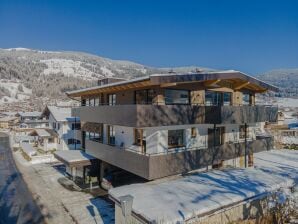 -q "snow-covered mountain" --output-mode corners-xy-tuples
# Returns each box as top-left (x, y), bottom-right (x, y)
(0, 48), (211, 103)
